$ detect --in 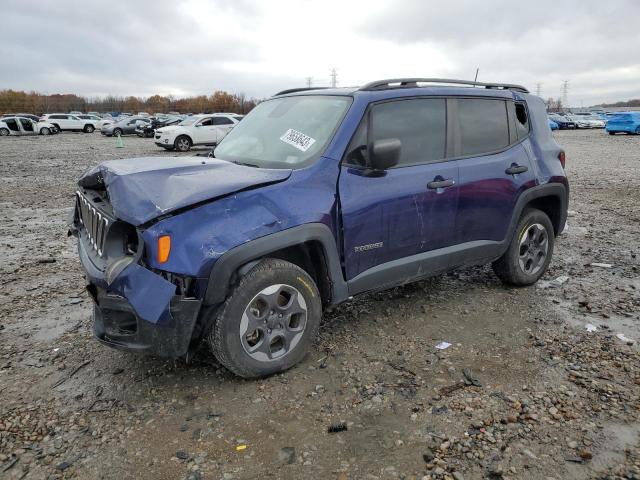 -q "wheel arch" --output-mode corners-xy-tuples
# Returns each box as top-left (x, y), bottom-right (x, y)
(512, 183), (568, 238)
(203, 223), (348, 309)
